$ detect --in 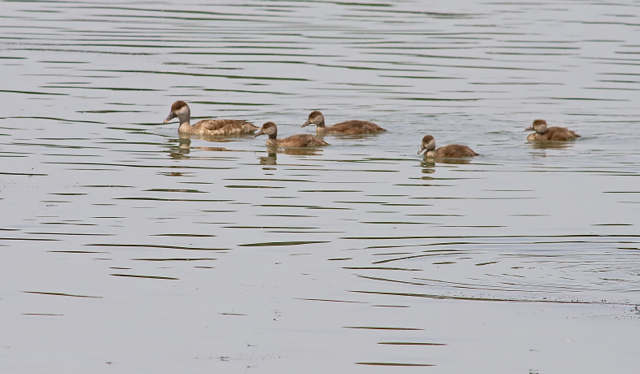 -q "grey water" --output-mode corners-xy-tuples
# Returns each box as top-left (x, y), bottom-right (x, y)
(1, 1), (640, 372)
